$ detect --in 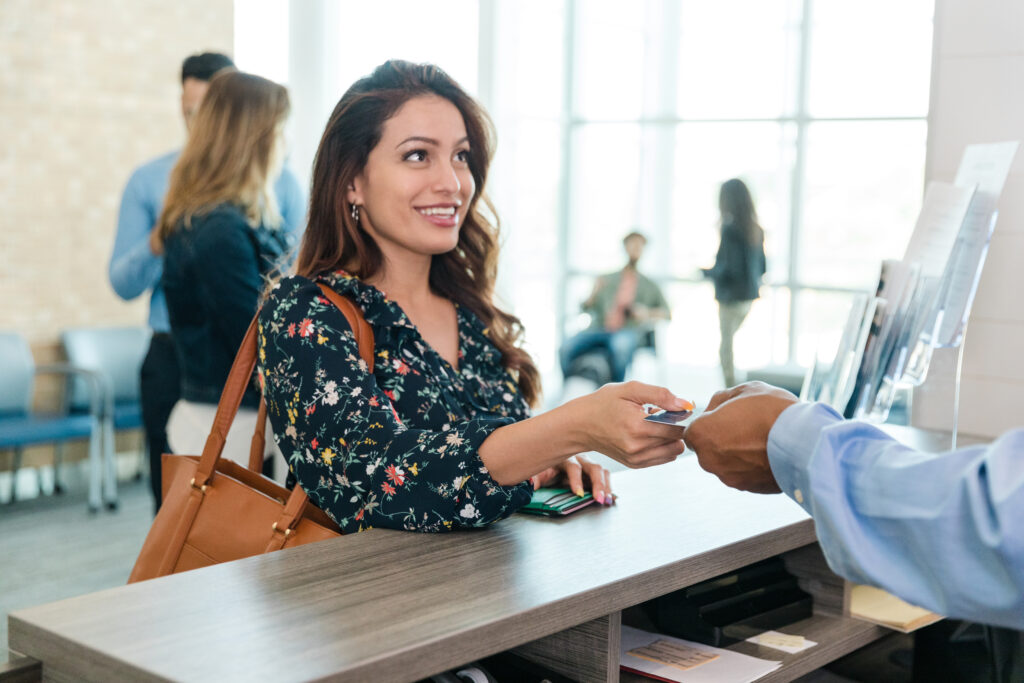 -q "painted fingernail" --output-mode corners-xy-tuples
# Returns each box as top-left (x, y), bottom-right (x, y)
(573, 488), (584, 498)
(595, 492), (605, 505)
